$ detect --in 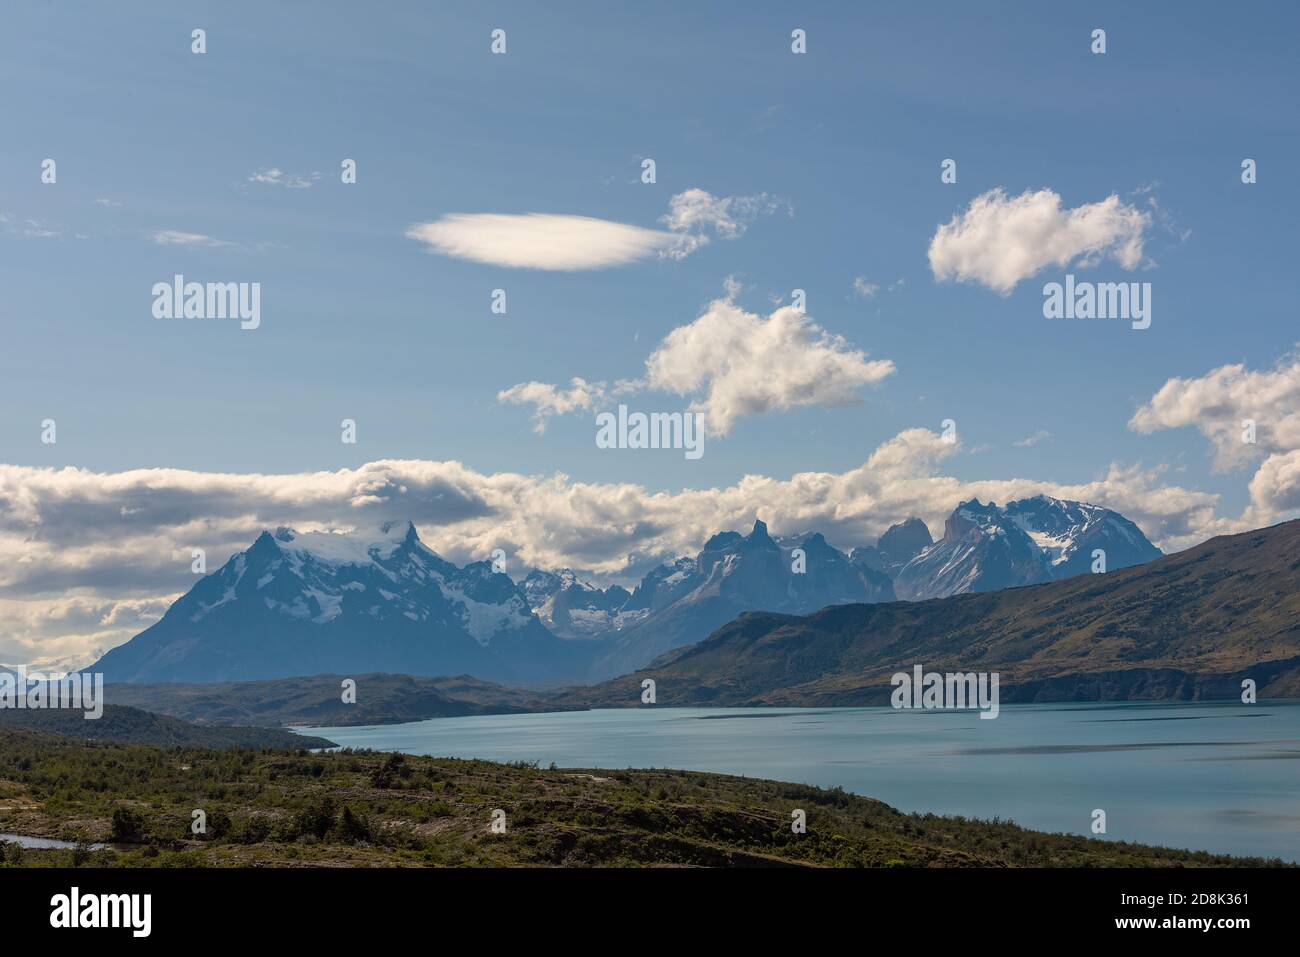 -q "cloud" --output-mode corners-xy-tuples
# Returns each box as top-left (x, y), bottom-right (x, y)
(150, 230), (232, 247)
(1014, 430), (1053, 448)
(659, 188), (781, 239)
(498, 377), (609, 434)
(248, 167), (319, 188)
(93, 198), (123, 208)
(406, 189), (782, 271)
(1130, 354), (1300, 524)
(642, 296), (896, 435)
(928, 188), (1152, 294)
(499, 289), (895, 436)
(1129, 356), (1300, 468)
(0, 428), (1232, 667)
(0, 595), (177, 672)
(406, 213), (684, 270)
(853, 278), (880, 298)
